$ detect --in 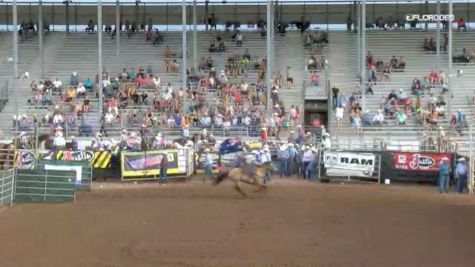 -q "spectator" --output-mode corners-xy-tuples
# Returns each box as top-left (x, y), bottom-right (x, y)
(395, 109), (407, 125)
(286, 66), (293, 89)
(53, 78), (63, 92)
(53, 131), (66, 149)
(236, 31), (243, 46)
(153, 29), (164, 45)
(70, 72), (79, 86)
(159, 153), (169, 183)
(164, 46), (173, 58)
(457, 18), (466, 31)
(335, 105), (344, 127)
(455, 158), (468, 193)
(372, 109), (384, 125)
(310, 72), (319, 87)
(77, 84), (86, 97)
(86, 20), (95, 33)
(439, 157), (450, 193)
